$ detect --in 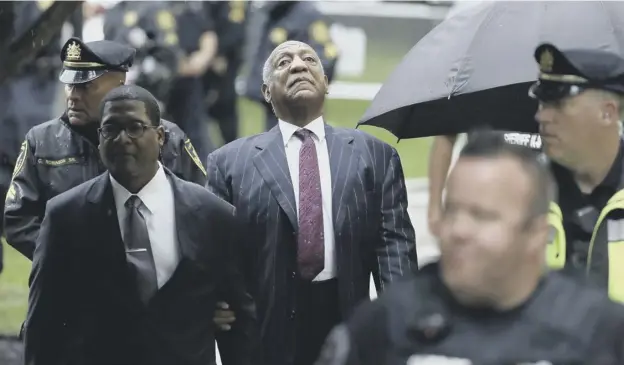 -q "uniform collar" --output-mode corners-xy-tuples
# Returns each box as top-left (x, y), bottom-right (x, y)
(551, 139), (624, 200)
(601, 139), (624, 191)
(278, 116), (325, 146)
